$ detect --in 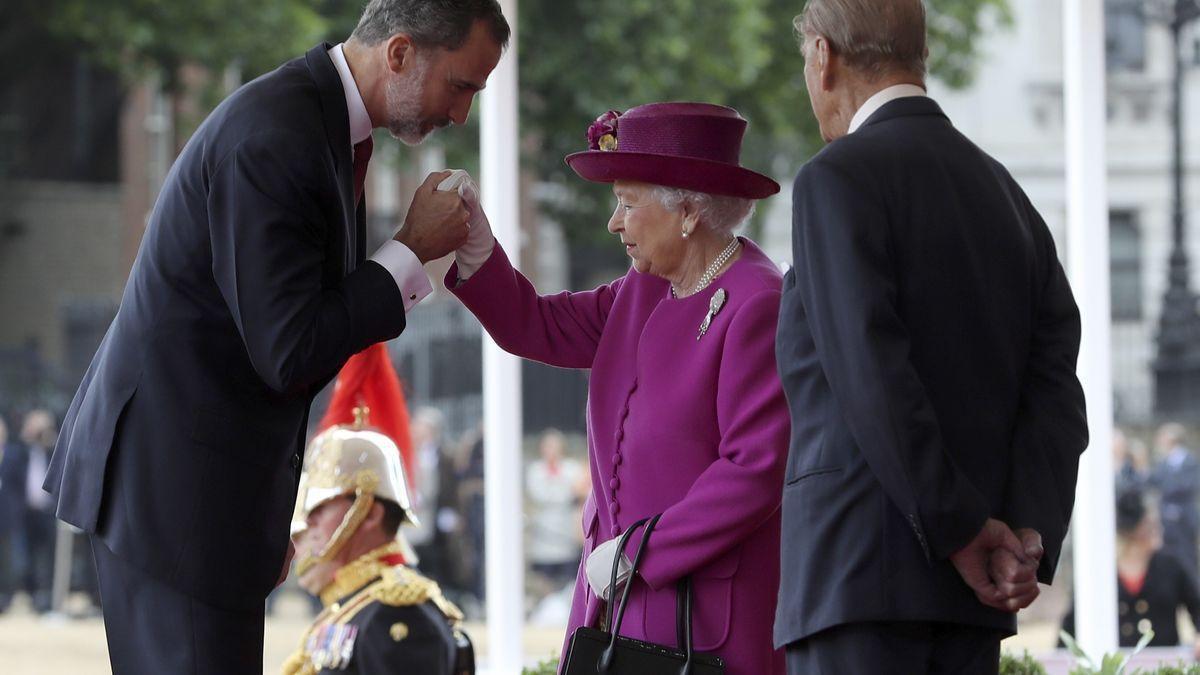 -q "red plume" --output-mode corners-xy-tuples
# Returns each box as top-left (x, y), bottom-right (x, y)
(316, 342), (416, 488)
